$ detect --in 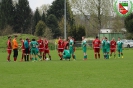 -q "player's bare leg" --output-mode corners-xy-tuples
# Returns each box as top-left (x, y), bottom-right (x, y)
(94, 52), (97, 59)
(20, 52), (24, 62)
(98, 52), (100, 59)
(48, 53), (51, 60)
(39, 52), (42, 60)
(7, 53), (11, 62)
(58, 52), (63, 60)
(72, 53), (76, 60)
